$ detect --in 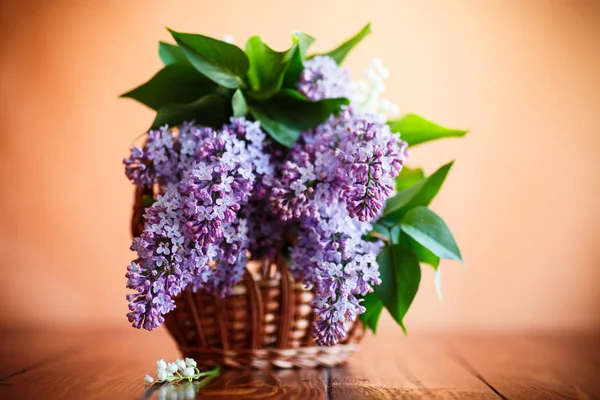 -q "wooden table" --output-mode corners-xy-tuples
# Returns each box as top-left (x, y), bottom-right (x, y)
(1, 327), (598, 399)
